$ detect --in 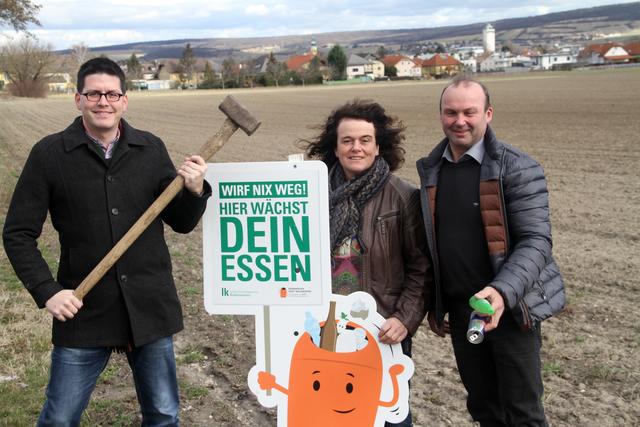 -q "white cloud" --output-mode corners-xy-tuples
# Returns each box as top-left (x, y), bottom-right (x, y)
(245, 4), (270, 16)
(533, 6), (552, 16)
(272, 3), (288, 14)
(26, 29), (147, 49)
